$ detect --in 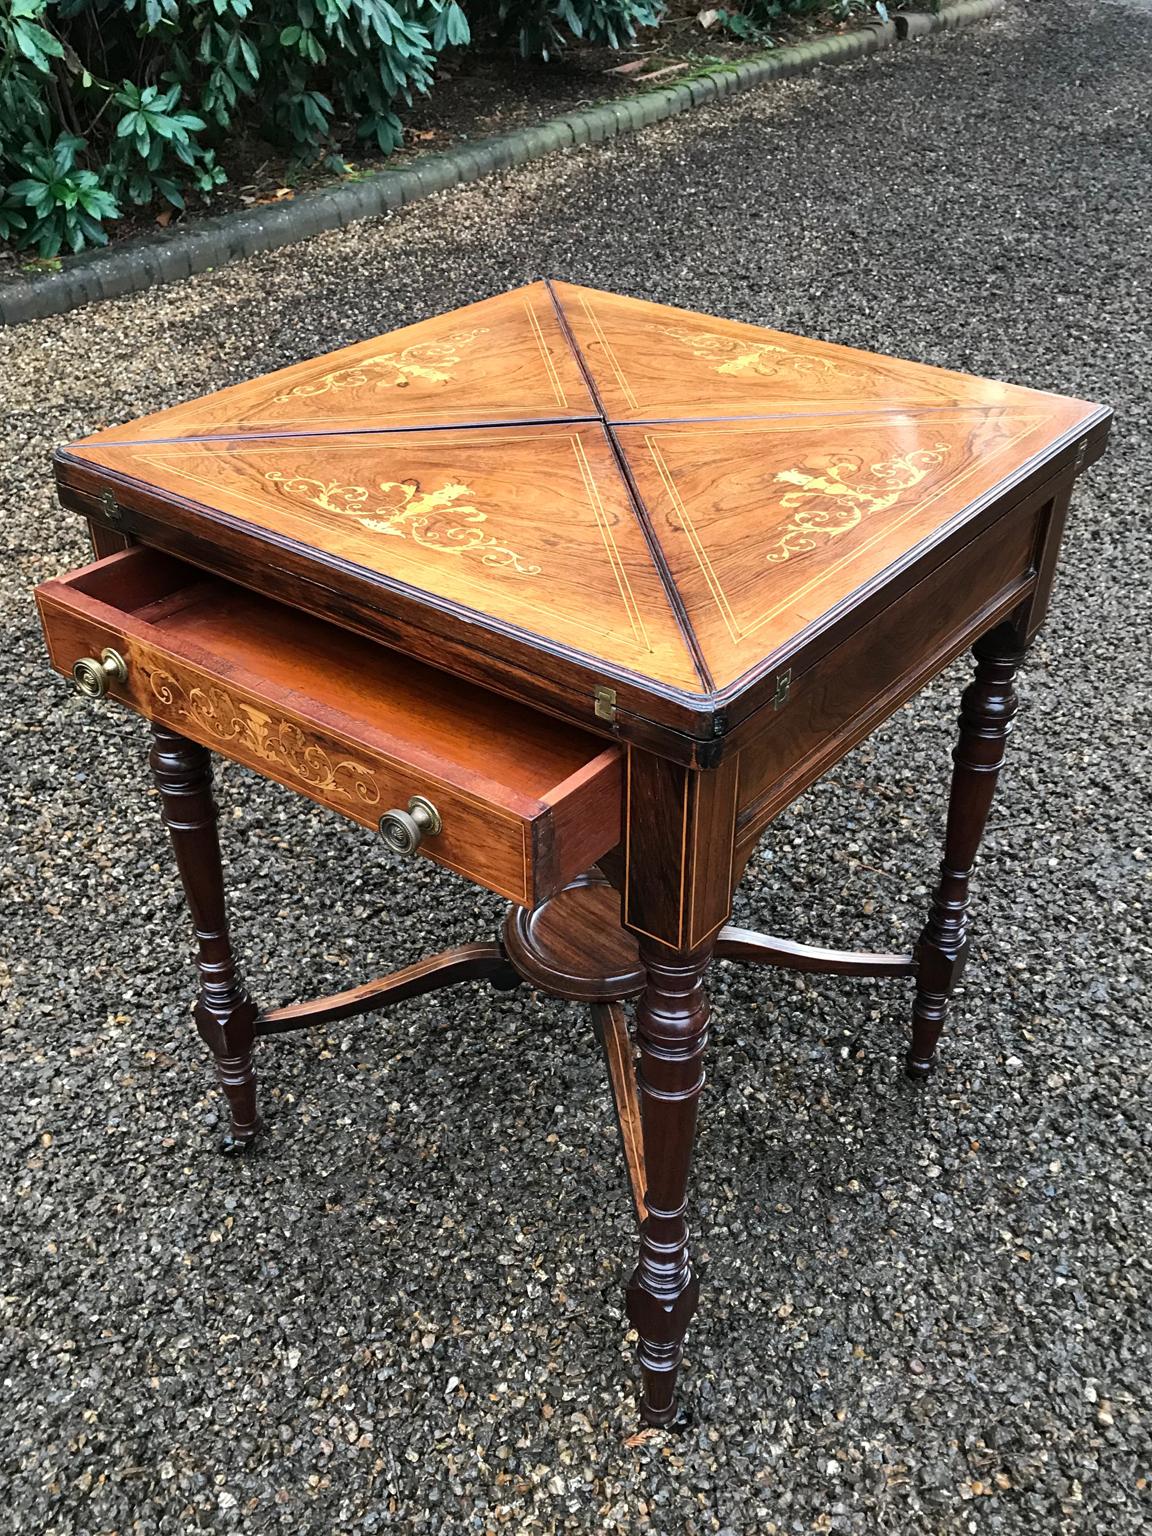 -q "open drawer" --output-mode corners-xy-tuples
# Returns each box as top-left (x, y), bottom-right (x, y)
(36, 546), (623, 907)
